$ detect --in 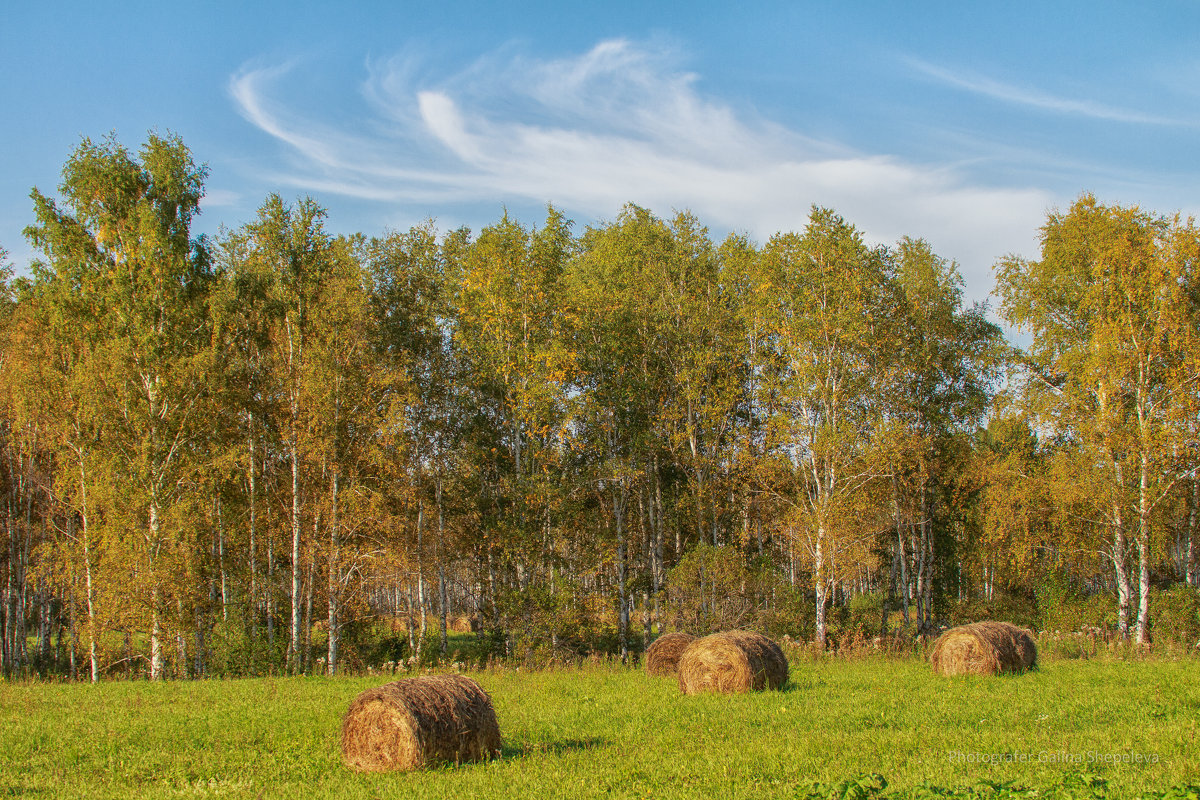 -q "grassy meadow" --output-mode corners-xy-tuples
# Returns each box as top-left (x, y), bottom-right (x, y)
(2, 655), (1199, 799)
